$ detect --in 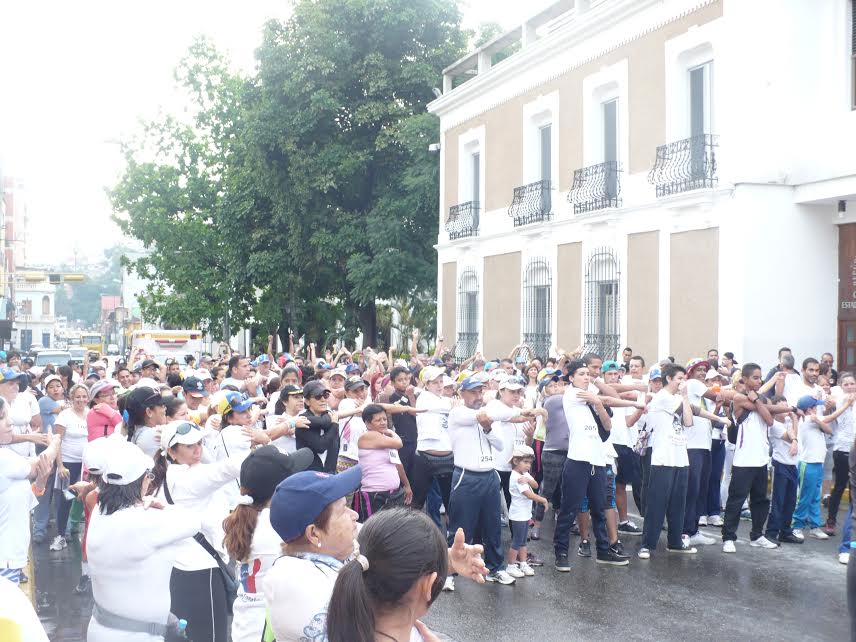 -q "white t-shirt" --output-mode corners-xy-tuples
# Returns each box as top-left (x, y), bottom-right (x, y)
(832, 393), (855, 453)
(647, 389), (689, 467)
(448, 405), (509, 471)
(56, 408), (89, 463)
(415, 391), (452, 452)
(337, 398), (366, 462)
(732, 409), (770, 468)
(770, 419), (797, 466)
(4, 394), (39, 458)
(798, 416), (828, 463)
(486, 399), (525, 473)
(264, 554), (340, 642)
(266, 414), (297, 454)
(509, 470), (534, 521)
(562, 388), (605, 466)
(87, 504), (200, 642)
(0, 449), (35, 570)
(685, 379), (712, 450)
(0, 576), (49, 641)
(231, 508), (283, 642)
